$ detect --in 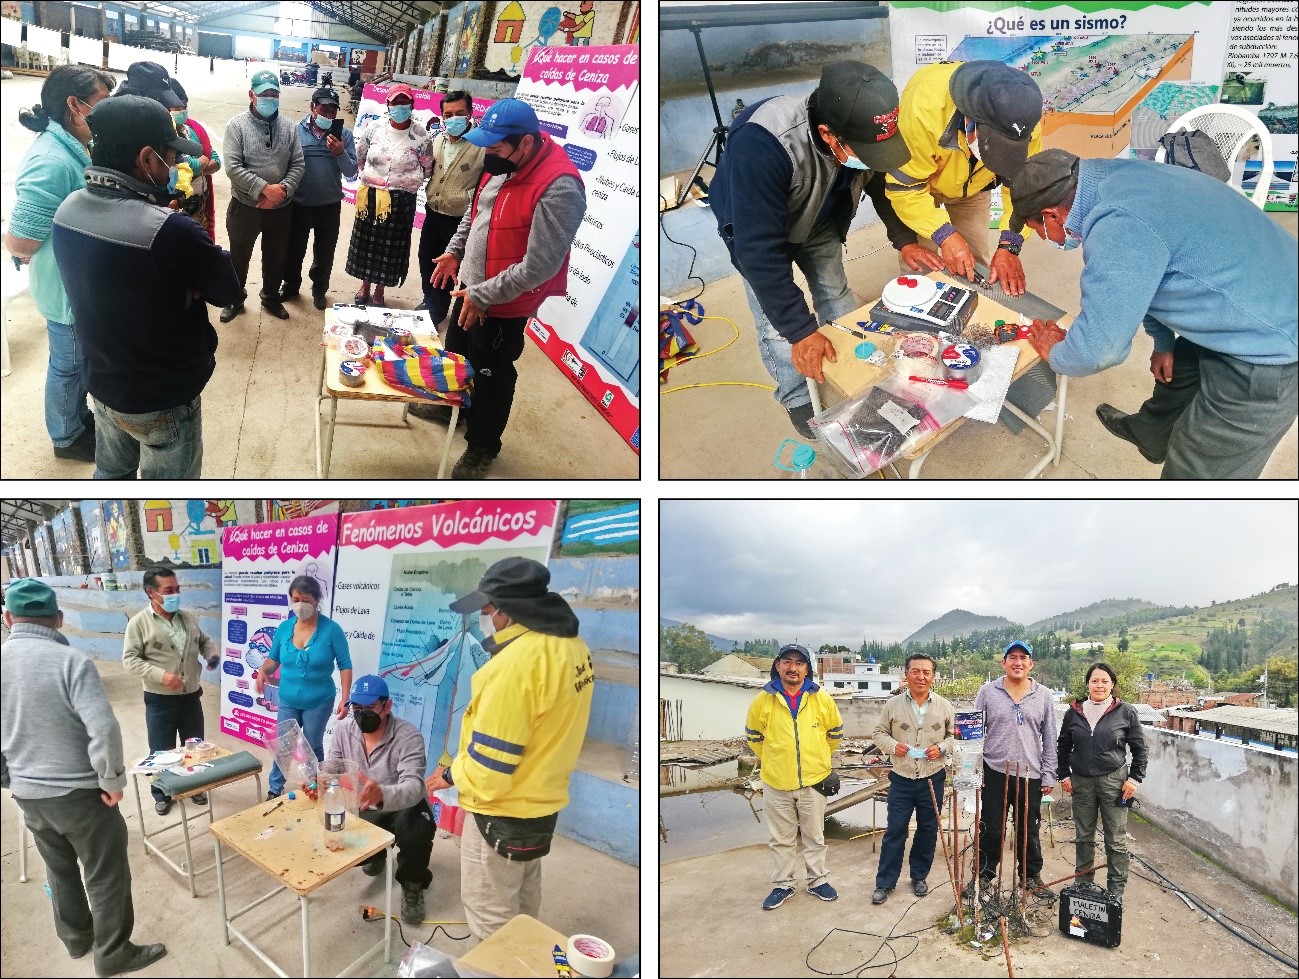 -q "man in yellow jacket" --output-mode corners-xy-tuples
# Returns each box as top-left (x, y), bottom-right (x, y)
(745, 643), (843, 910)
(425, 557), (594, 940)
(887, 60), (1044, 295)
